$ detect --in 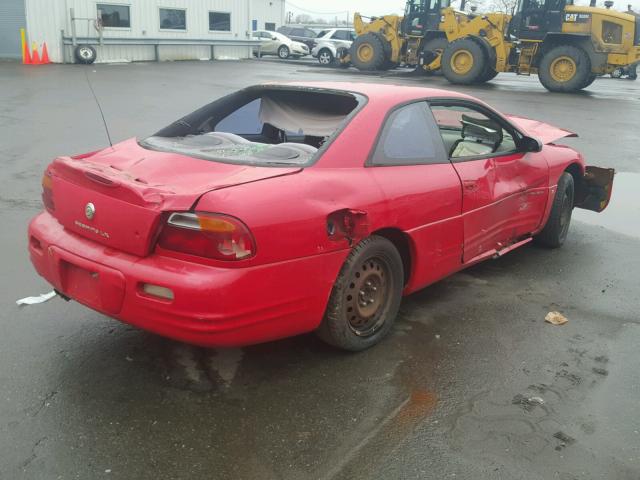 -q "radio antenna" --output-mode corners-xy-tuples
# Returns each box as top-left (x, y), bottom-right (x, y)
(83, 67), (113, 147)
